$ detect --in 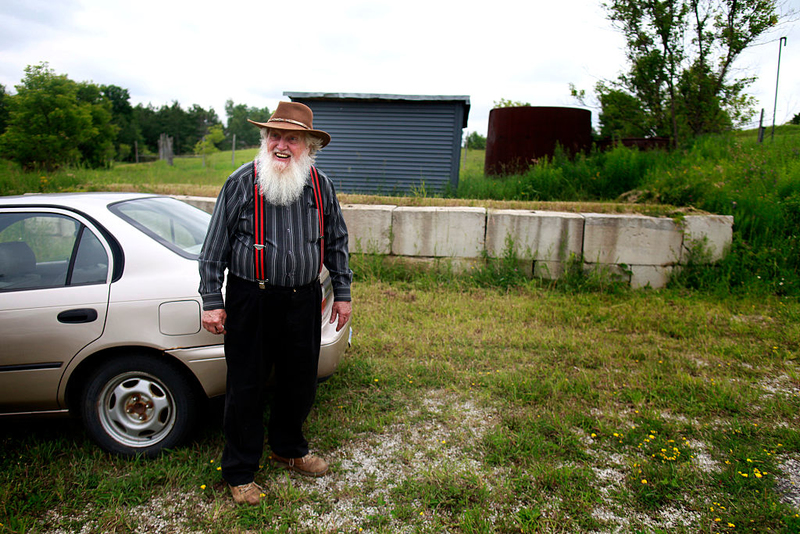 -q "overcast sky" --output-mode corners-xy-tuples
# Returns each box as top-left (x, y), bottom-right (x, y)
(1, 0), (798, 136)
